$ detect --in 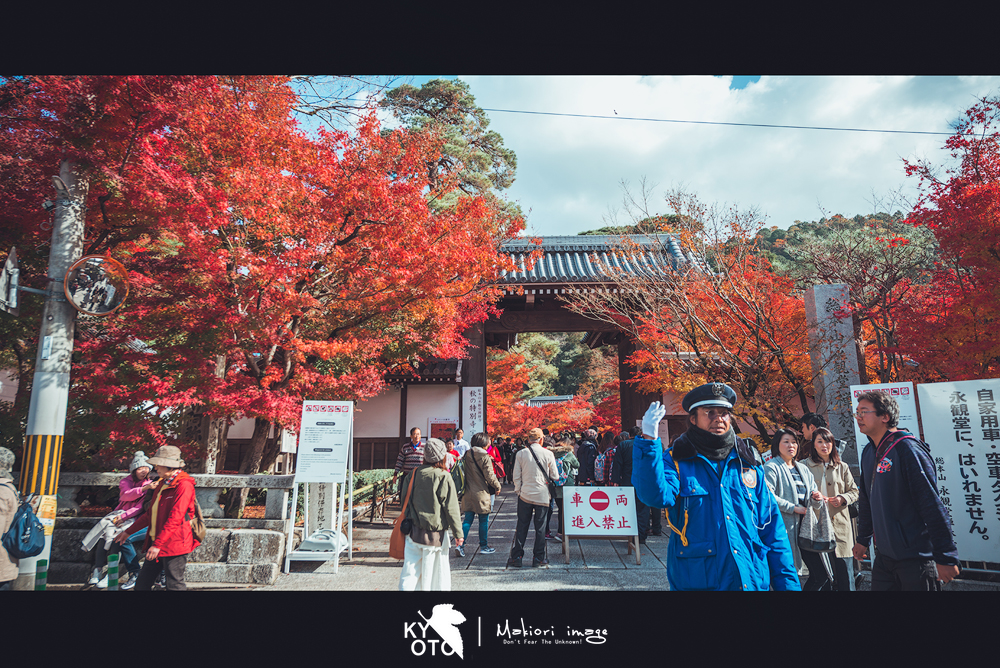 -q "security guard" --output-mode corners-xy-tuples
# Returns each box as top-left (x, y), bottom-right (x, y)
(632, 383), (800, 590)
